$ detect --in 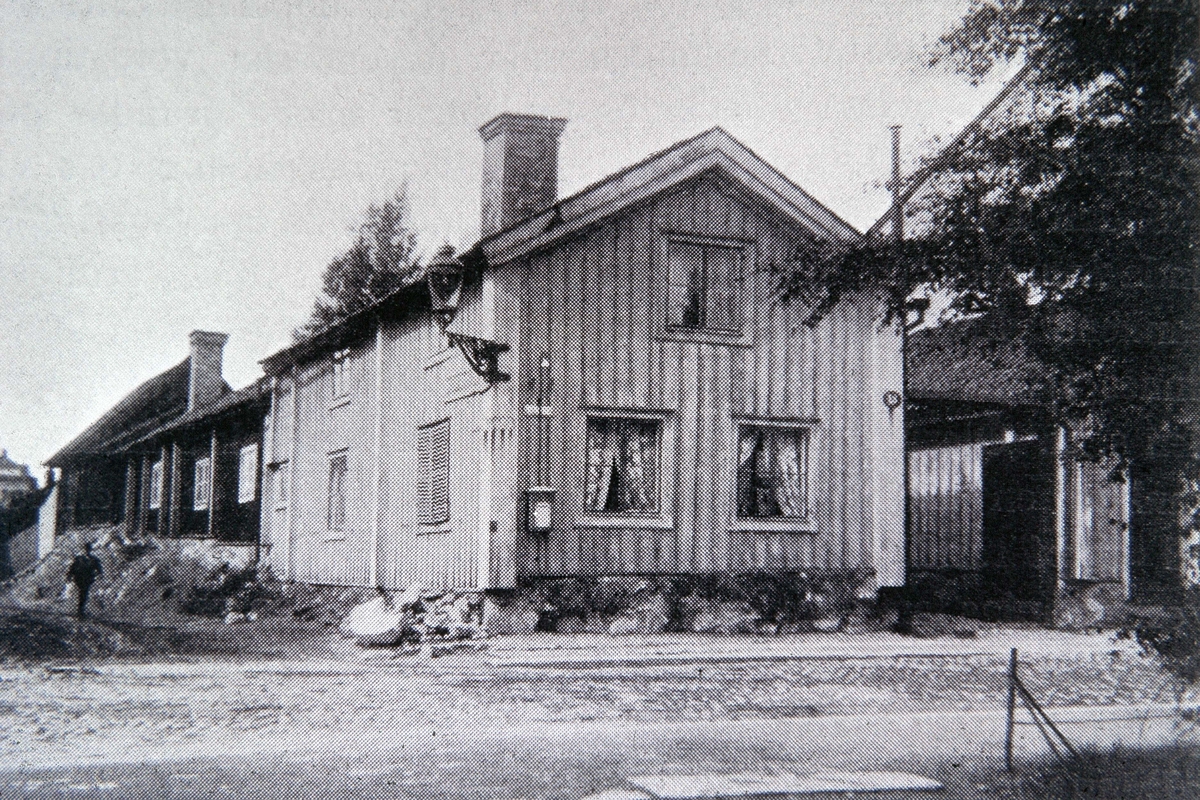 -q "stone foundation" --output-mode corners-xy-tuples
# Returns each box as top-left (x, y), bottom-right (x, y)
(479, 572), (879, 636)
